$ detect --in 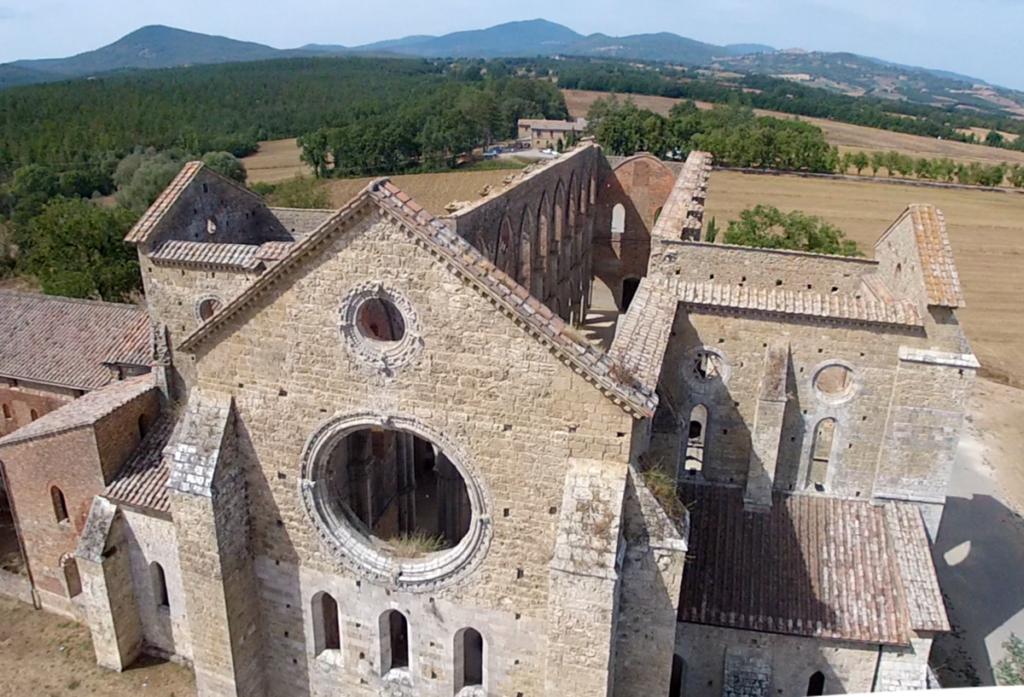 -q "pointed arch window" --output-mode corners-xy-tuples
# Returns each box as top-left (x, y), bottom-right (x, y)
(51, 486), (68, 524)
(807, 420), (836, 492)
(685, 405), (709, 474)
(611, 203), (626, 235)
(807, 671), (825, 695)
